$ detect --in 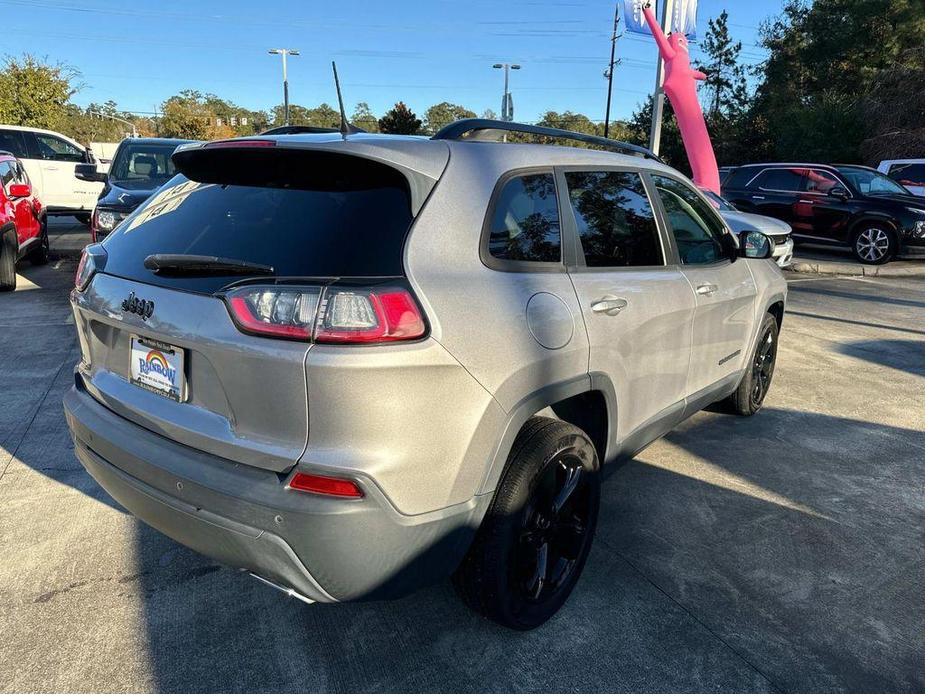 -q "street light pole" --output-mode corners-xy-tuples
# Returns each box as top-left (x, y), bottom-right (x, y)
(648, 0), (674, 155)
(603, 3), (621, 139)
(269, 48), (300, 126)
(492, 63), (521, 121)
